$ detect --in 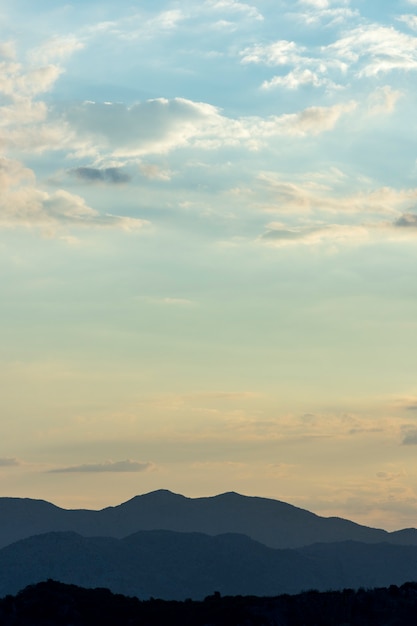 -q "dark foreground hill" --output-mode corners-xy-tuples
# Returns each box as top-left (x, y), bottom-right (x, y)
(1, 489), (417, 550)
(3, 579), (417, 626)
(3, 530), (417, 599)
